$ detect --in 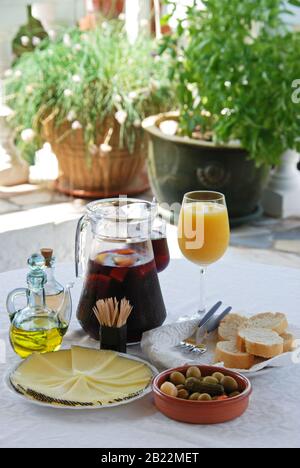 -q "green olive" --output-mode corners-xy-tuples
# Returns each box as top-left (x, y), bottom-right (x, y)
(186, 366), (201, 379)
(160, 382), (178, 397)
(212, 372), (225, 383)
(229, 391), (241, 398)
(177, 389), (189, 399)
(203, 376), (219, 385)
(169, 371), (186, 386)
(185, 377), (200, 391)
(176, 384), (185, 391)
(221, 376), (239, 394)
(198, 393), (212, 401)
(189, 392), (201, 400)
